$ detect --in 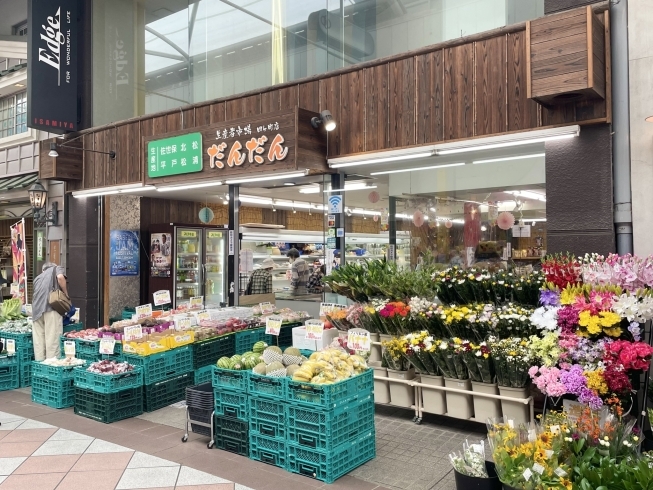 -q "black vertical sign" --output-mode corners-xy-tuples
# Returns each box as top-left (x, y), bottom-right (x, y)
(27, 0), (79, 134)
